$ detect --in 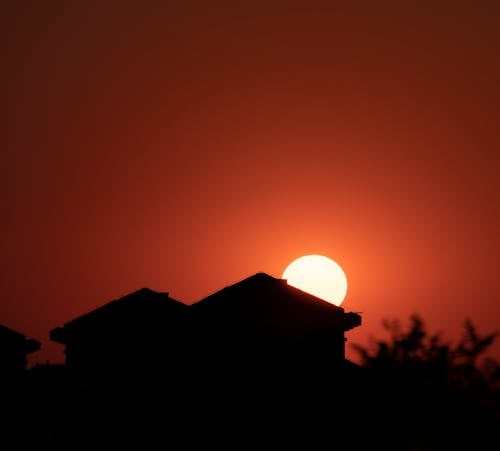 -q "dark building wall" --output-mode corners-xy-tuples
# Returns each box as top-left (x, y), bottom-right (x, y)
(0, 349), (29, 380)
